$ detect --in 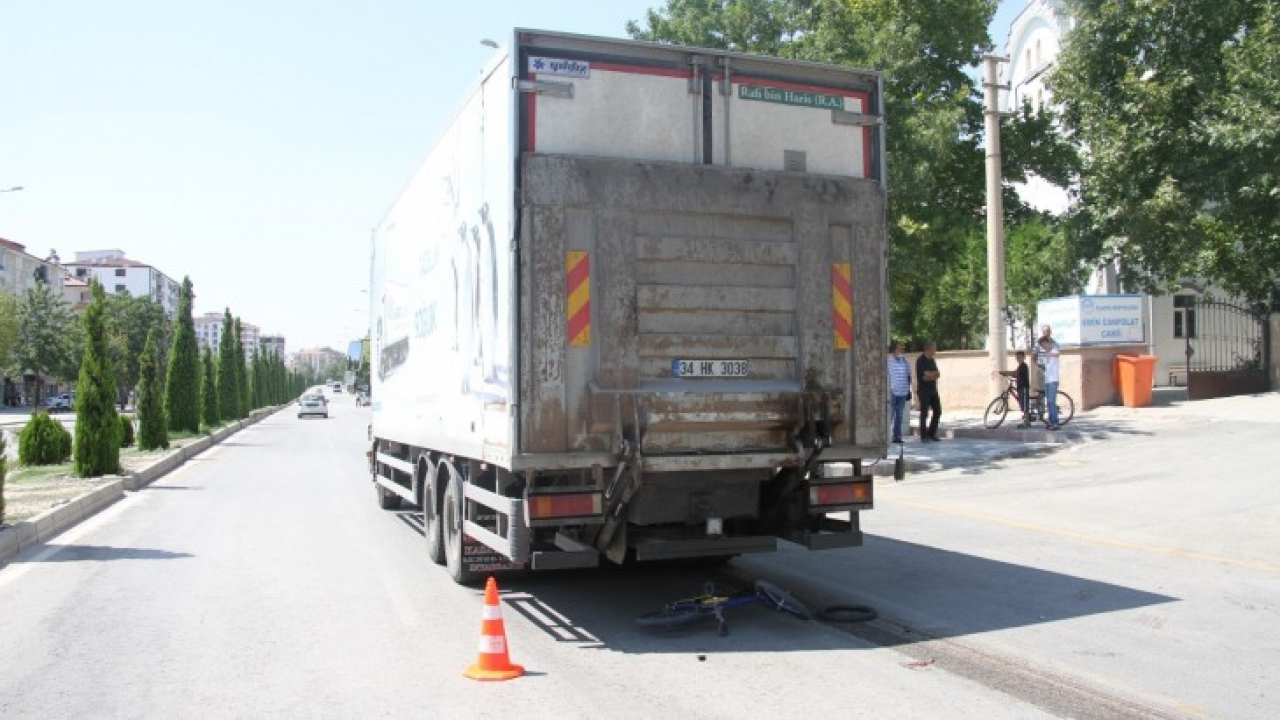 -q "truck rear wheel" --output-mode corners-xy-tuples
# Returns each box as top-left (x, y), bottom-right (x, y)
(423, 478), (445, 565)
(443, 478), (480, 585)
